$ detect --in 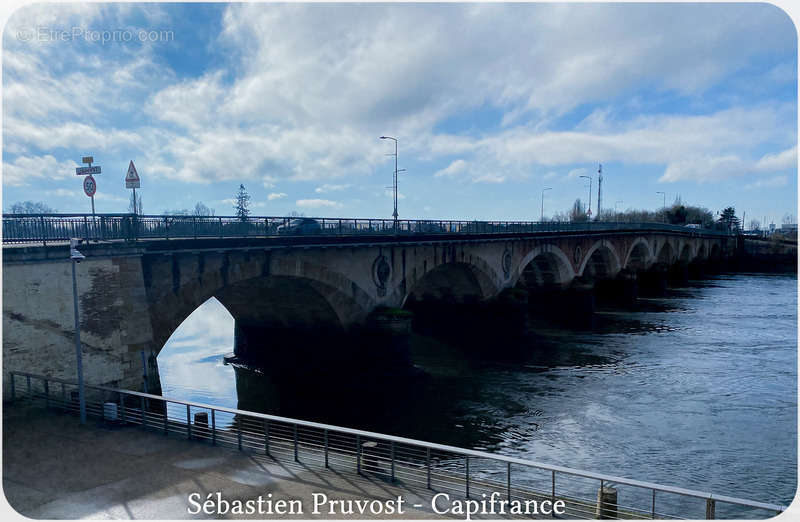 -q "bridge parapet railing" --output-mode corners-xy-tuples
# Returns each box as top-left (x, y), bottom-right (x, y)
(2, 213), (734, 246)
(8, 371), (783, 520)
